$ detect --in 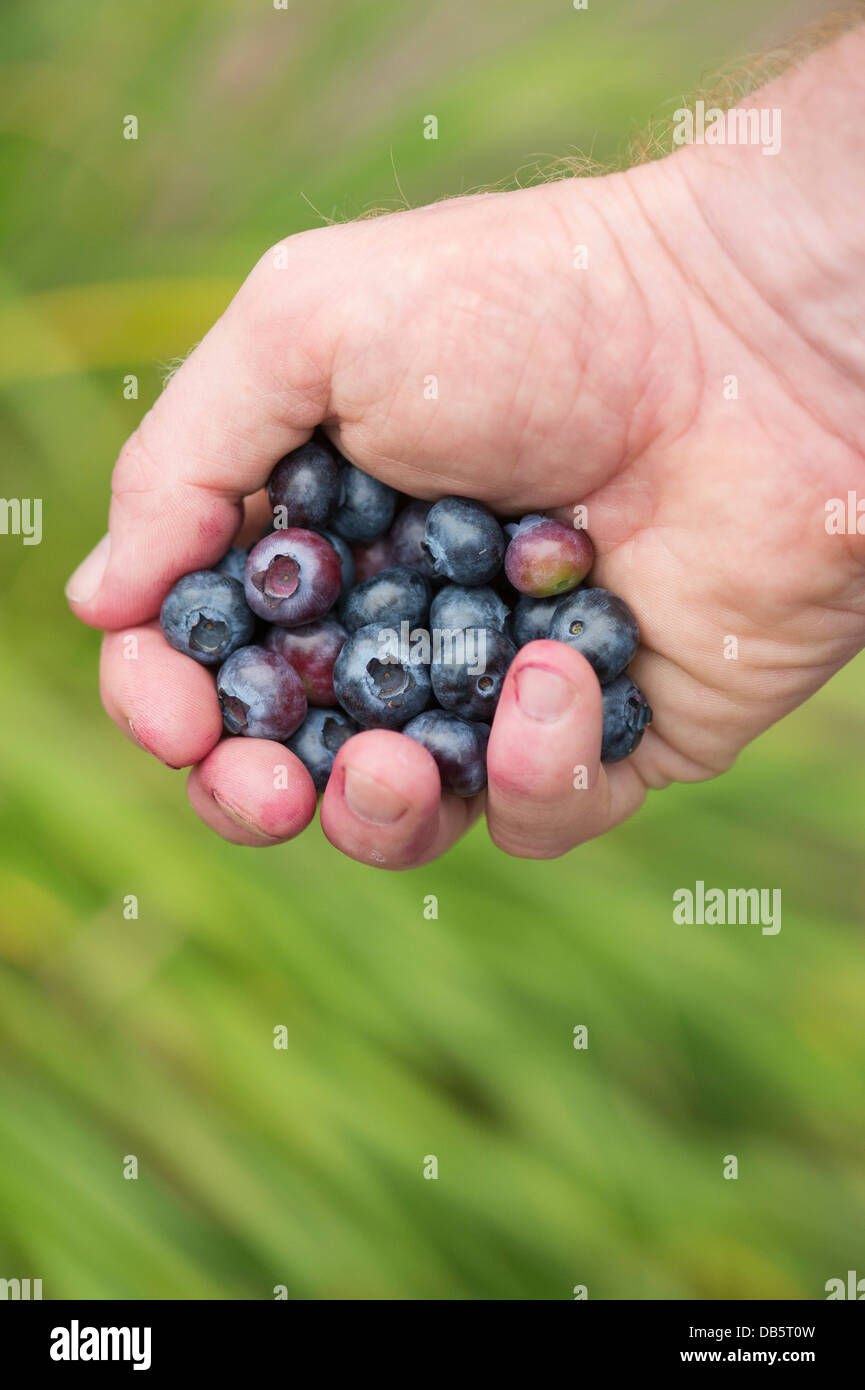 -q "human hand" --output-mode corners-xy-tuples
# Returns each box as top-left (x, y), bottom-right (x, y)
(67, 27), (865, 866)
